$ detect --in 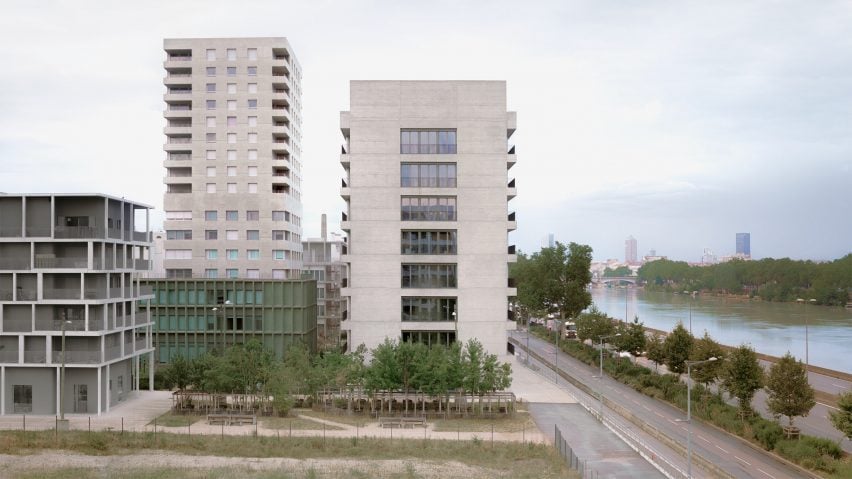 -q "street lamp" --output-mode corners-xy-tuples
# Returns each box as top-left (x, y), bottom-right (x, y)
(685, 357), (717, 478)
(683, 290), (697, 336)
(796, 298), (816, 374)
(596, 334), (622, 379)
(554, 319), (562, 385)
(211, 300), (232, 351)
(59, 319), (72, 429)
